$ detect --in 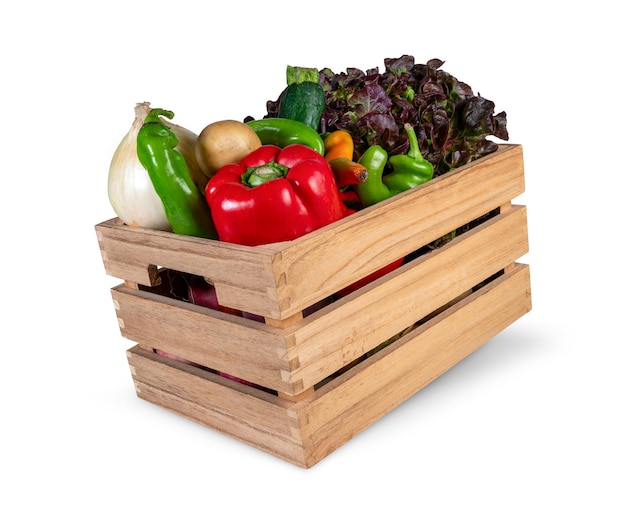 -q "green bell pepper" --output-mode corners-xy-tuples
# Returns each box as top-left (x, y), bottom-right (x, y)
(384, 123), (434, 191)
(356, 123), (434, 207)
(355, 145), (392, 206)
(137, 108), (217, 239)
(245, 117), (325, 155)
